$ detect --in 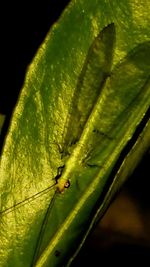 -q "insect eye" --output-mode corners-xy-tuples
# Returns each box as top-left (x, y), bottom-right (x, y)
(64, 180), (70, 188)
